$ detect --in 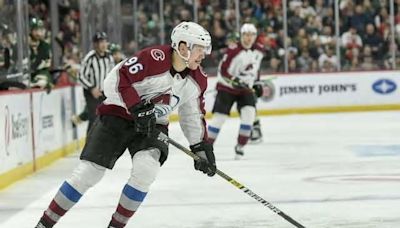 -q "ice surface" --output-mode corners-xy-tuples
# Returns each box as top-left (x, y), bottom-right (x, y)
(1, 111), (399, 228)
